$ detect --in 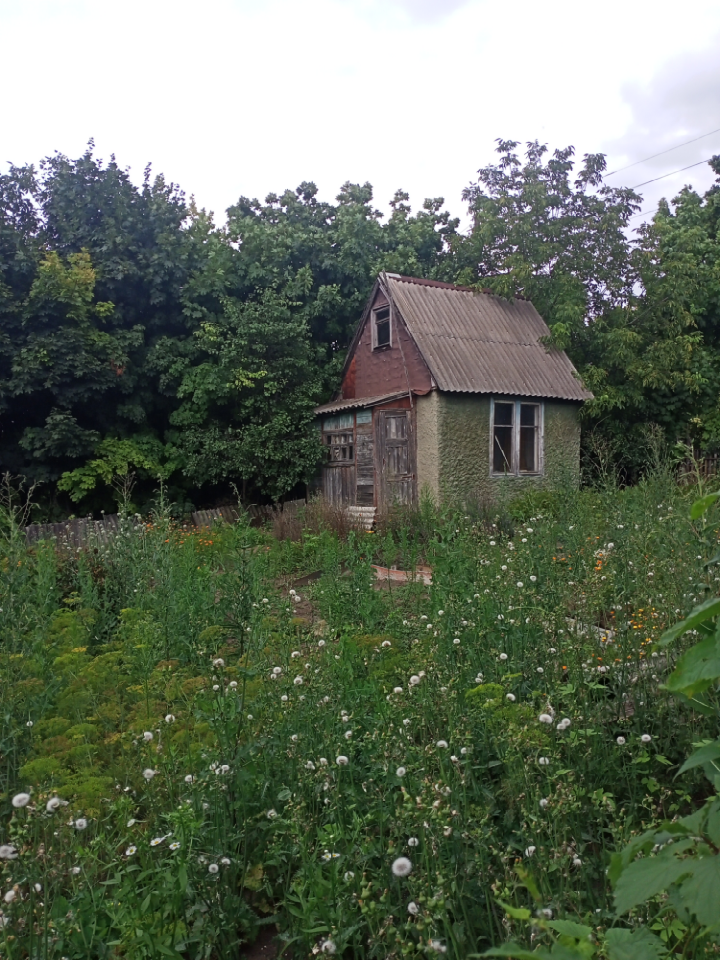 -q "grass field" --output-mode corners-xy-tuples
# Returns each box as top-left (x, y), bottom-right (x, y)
(1, 473), (718, 959)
